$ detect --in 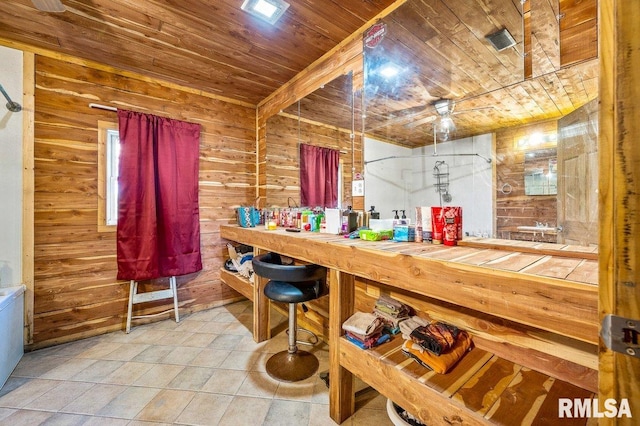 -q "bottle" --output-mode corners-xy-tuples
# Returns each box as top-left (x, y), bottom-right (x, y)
(369, 206), (380, 220)
(341, 208), (349, 234)
(264, 209), (271, 230)
(345, 206), (358, 233)
(415, 207), (423, 242)
(392, 210), (400, 227)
